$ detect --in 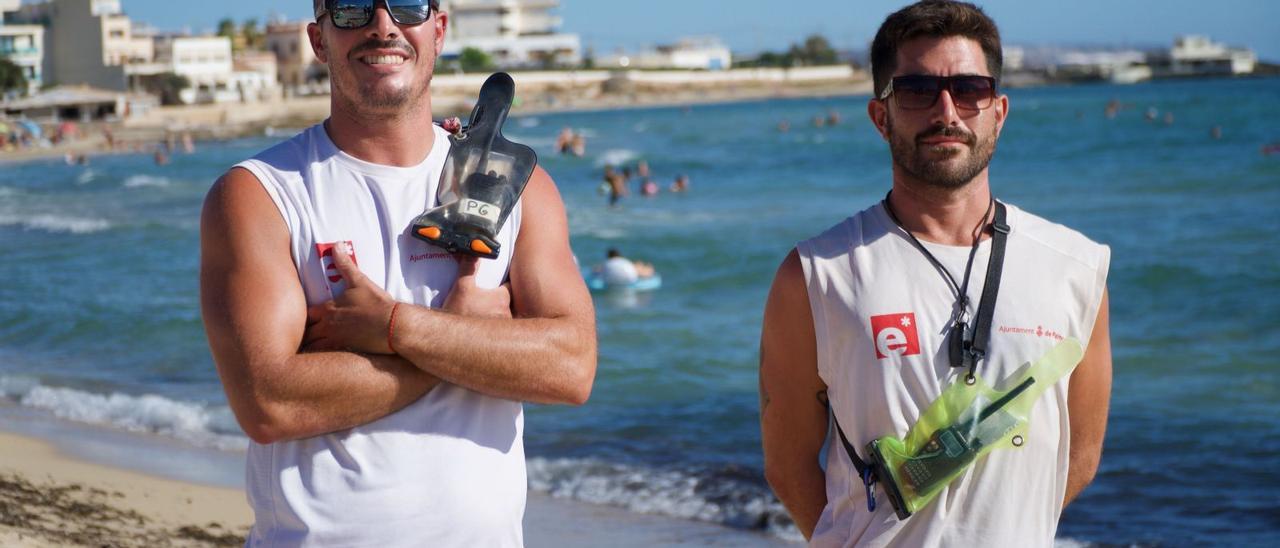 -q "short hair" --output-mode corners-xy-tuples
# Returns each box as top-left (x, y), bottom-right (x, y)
(607, 248), (621, 259)
(870, 0), (1003, 98)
